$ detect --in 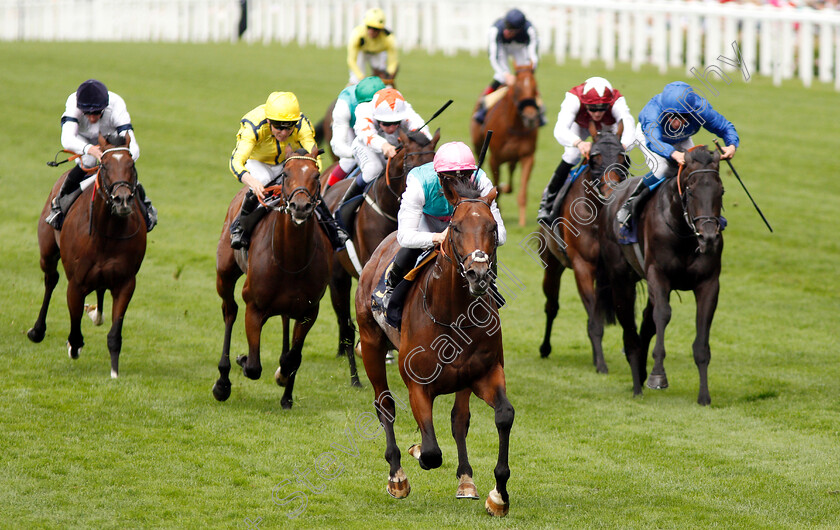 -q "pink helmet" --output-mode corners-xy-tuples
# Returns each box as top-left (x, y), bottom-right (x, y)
(433, 142), (477, 173)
